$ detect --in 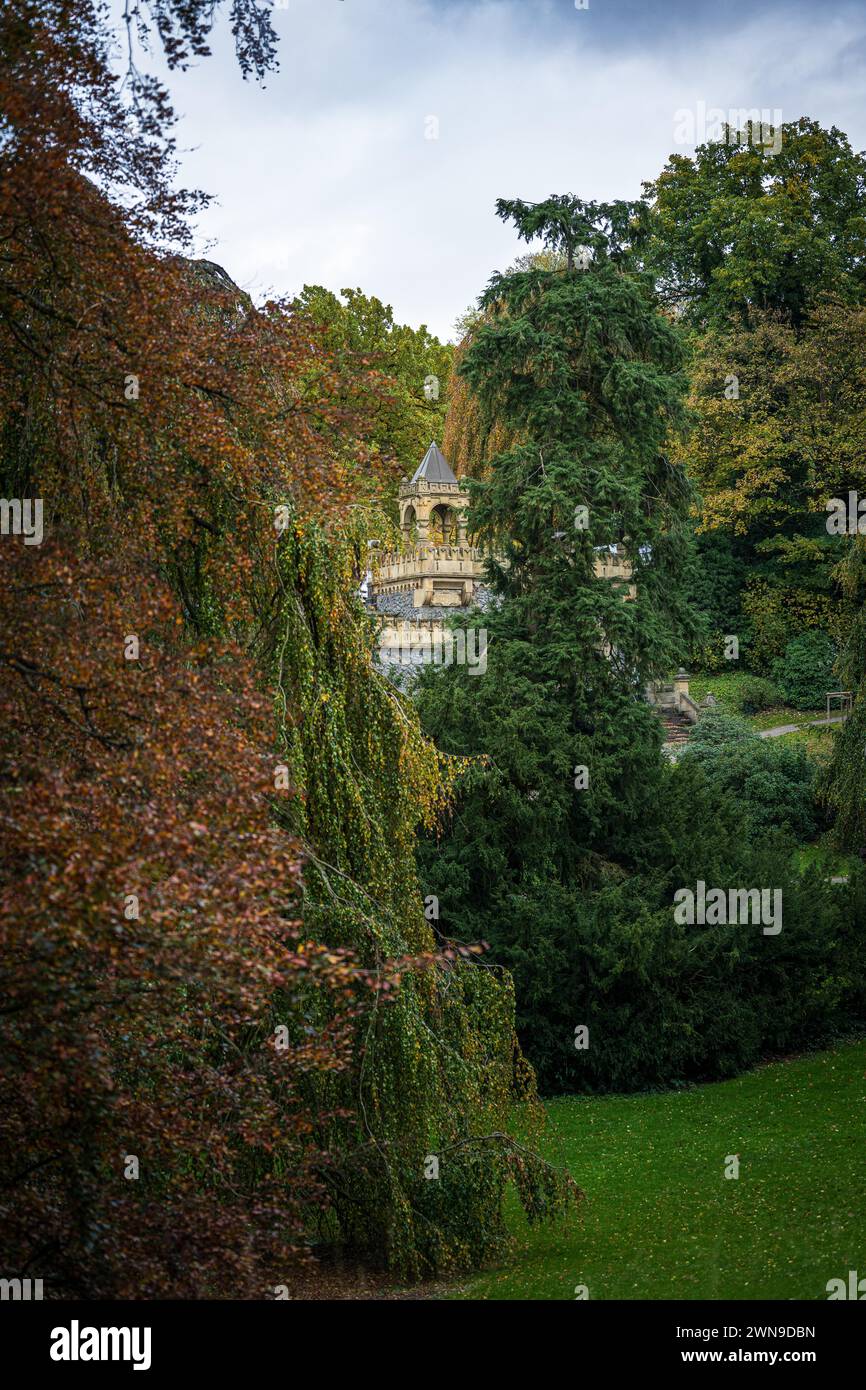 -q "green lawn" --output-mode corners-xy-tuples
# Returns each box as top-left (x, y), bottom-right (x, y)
(685, 671), (825, 732)
(774, 723), (839, 761)
(452, 1041), (866, 1300)
(748, 708), (824, 732)
(793, 839), (857, 878)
